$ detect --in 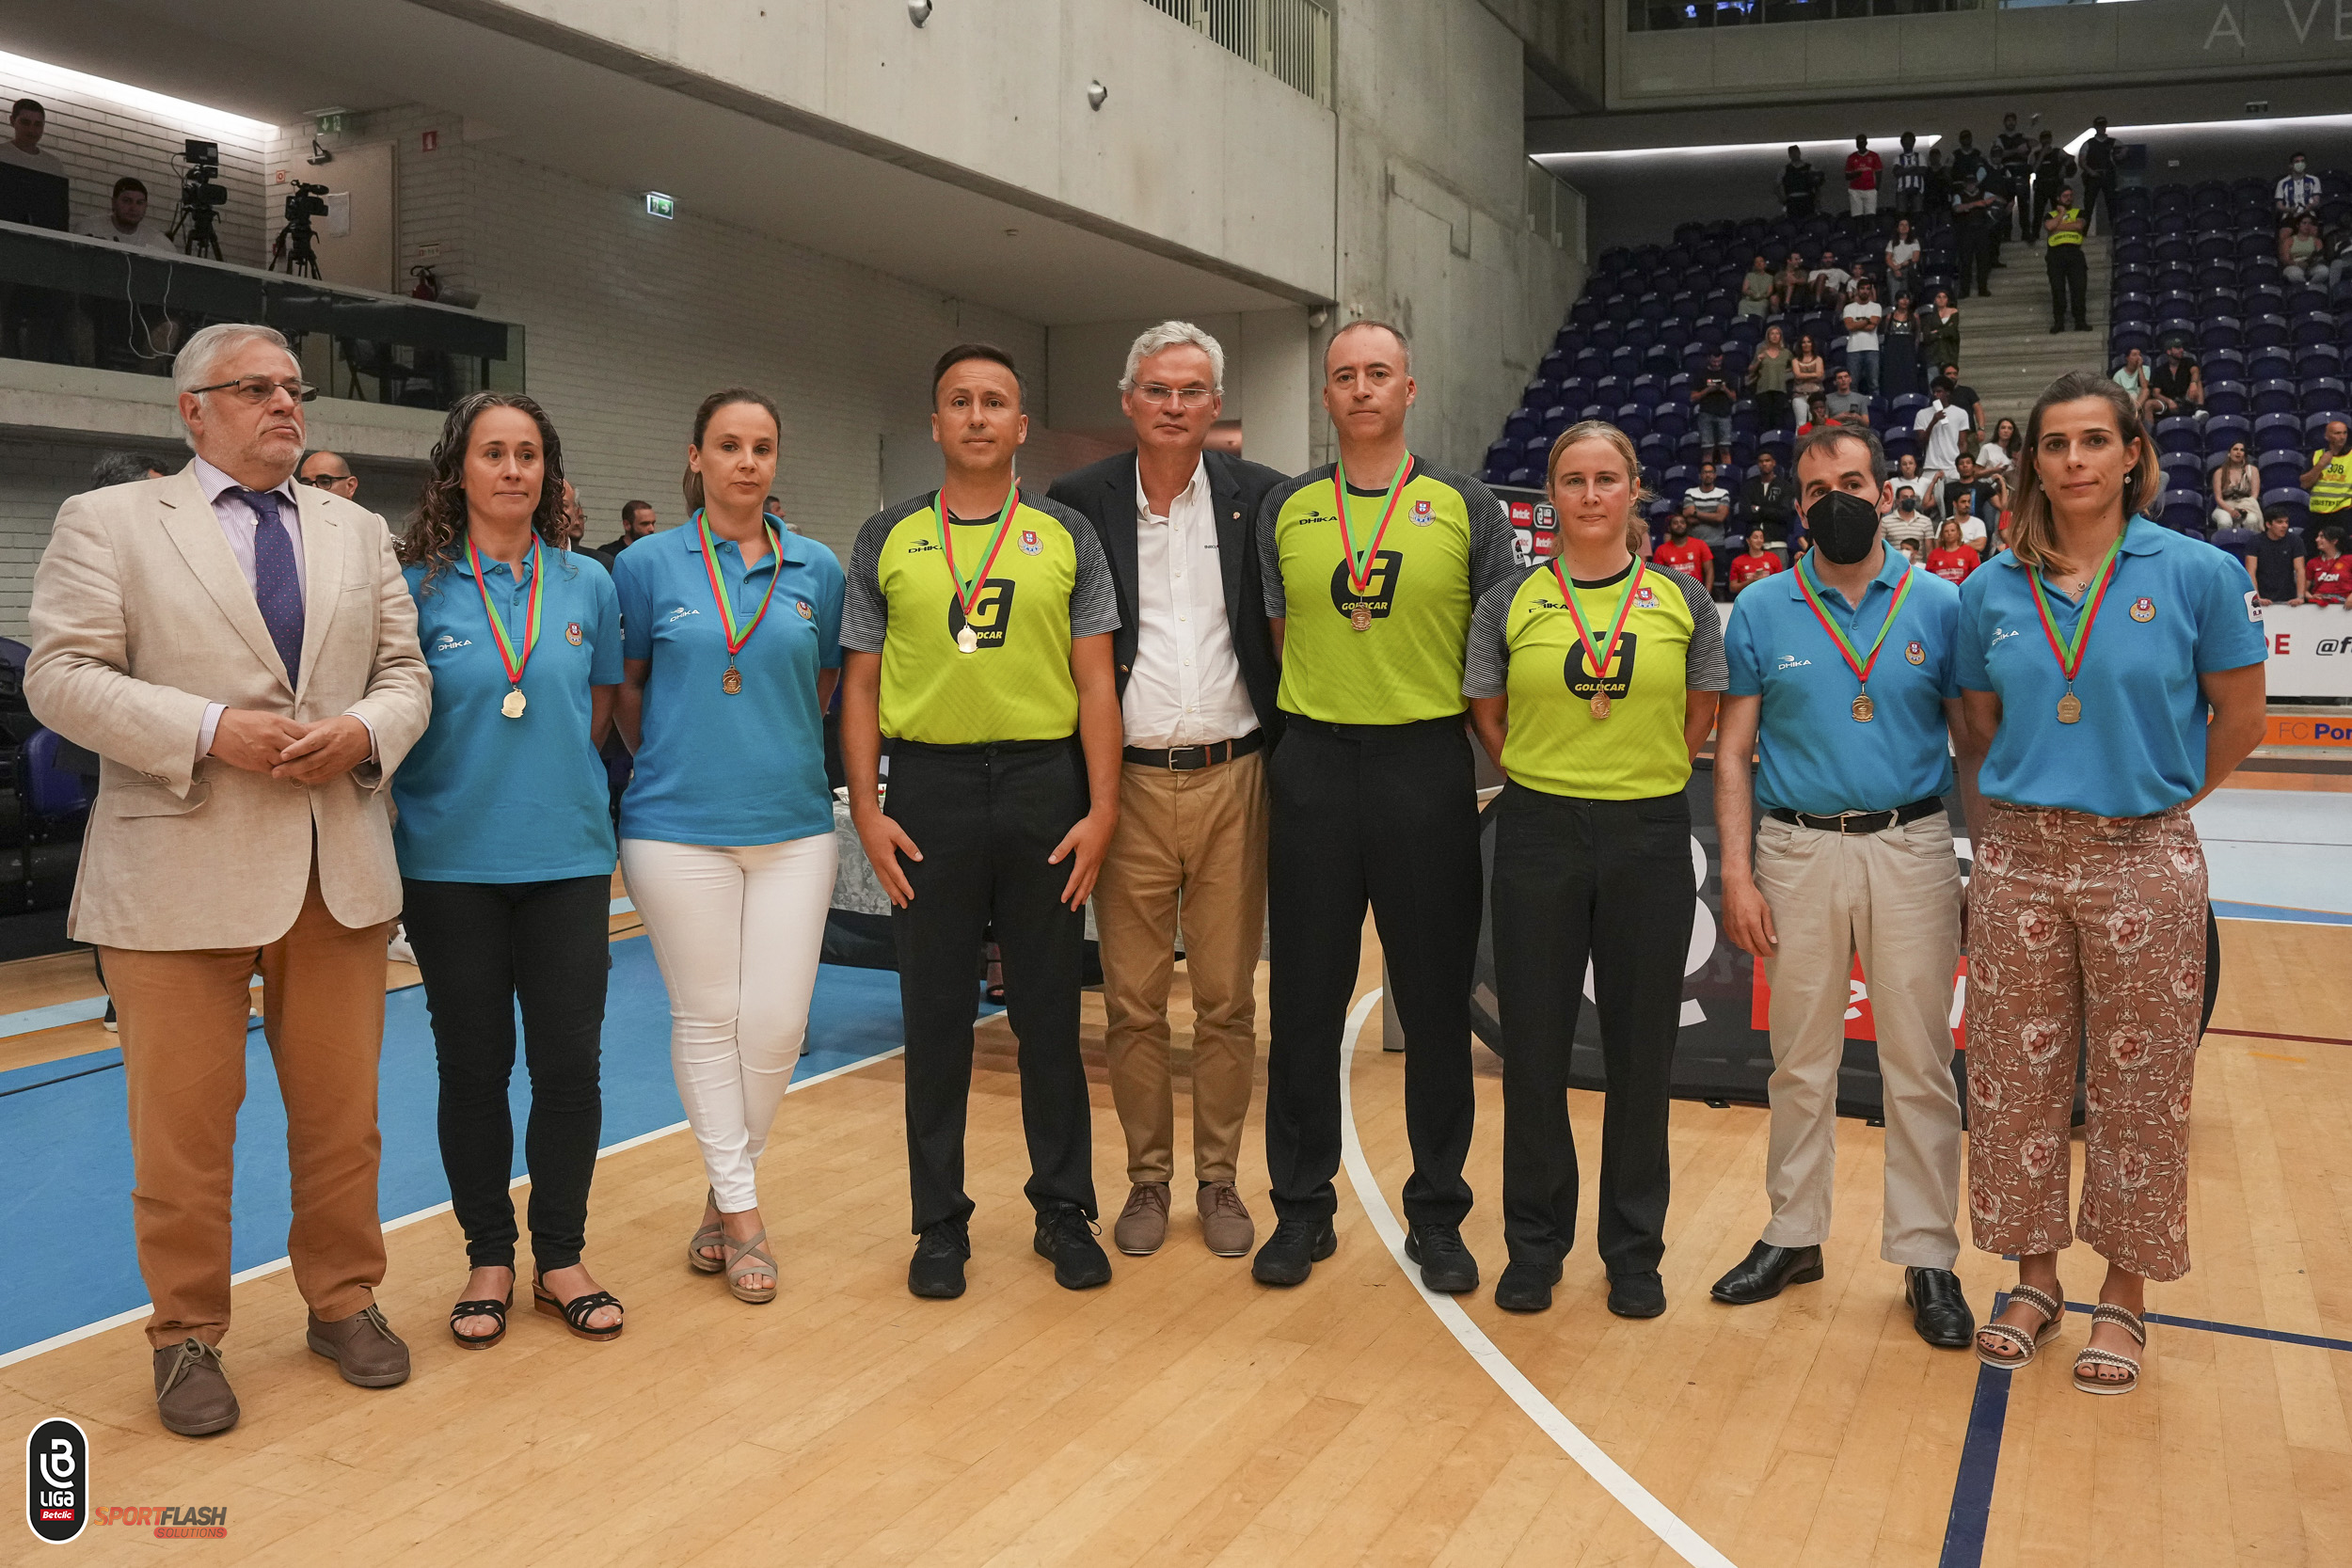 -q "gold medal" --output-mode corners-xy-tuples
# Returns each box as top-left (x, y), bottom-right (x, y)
(1349, 604), (1373, 632)
(1590, 690), (1612, 721)
(1851, 693), (1874, 722)
(2057, 691), (2083, 724)
(721, 666), (742, 695)
(956, 625), (979, 654)
(501, 689), (526, 719)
